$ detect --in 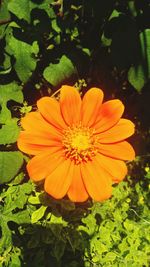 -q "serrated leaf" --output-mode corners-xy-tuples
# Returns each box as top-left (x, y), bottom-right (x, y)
(3, 182), (33, 213)
(0, 119), (20, 145)
(6, 36), (39, 82)
(0, 82), (23, 123)
(43, 55), (77, 86)
(0, 220), (12, 254)
(31, 206), (47, 223)
(0, 151), (23, 184)
(128, 29), (150, 92)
